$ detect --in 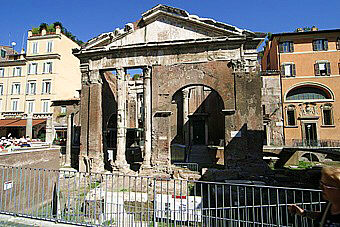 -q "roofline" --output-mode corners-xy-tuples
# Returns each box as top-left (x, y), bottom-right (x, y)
(270, 29), (340, 40)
